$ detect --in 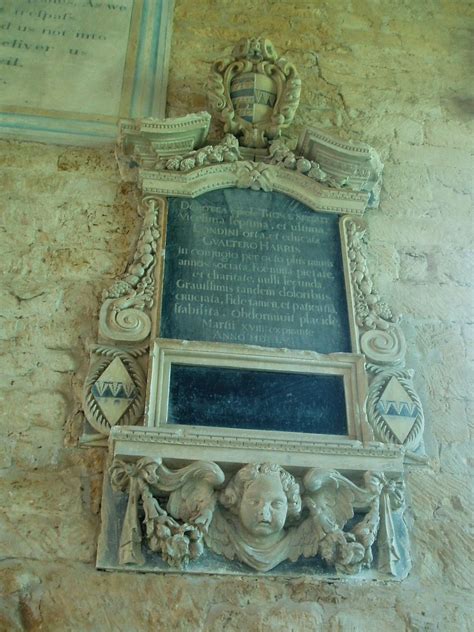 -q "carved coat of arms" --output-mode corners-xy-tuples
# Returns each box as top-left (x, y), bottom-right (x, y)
(208, 37), (301, 148)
